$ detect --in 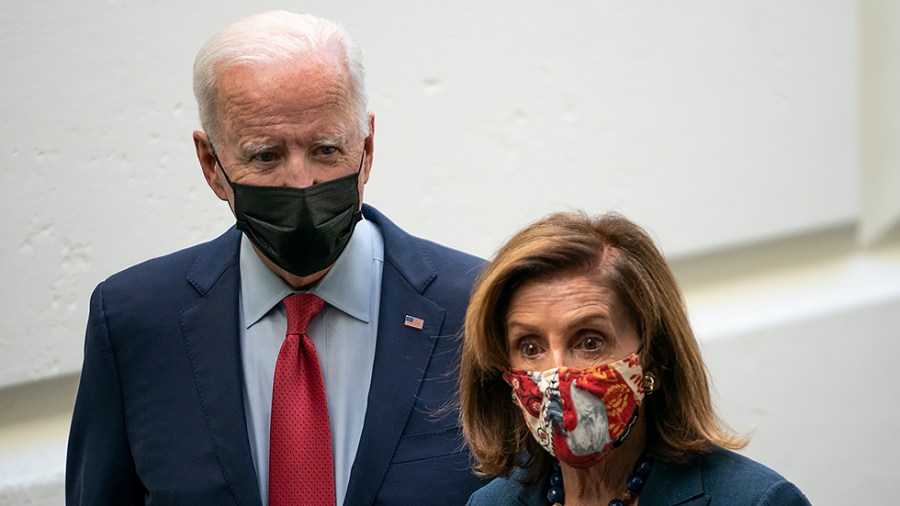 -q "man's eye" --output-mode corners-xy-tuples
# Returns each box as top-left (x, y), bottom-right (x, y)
(257, 152), (277, 163)
(318, 146), (338, 156)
